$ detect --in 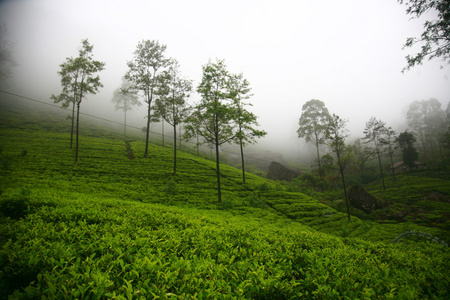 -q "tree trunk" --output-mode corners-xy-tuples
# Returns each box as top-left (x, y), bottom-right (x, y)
(338, 160), (350, 221)
(214, 117), (222, 203)
(240, 138), (246, 184)
(315, 141), (322, 175)
(162, 118), (165, 147)
(124, 109), (127, 137)
(315, 141), (324, 192)
(144, 90), (151, 158)
(196, 135), (199, 156)
(179, 124), (182, 150)
(376, 150), (386, 191)
(215, 141), (222, 203)
(70, 97), (75, 149)
(75, 101), (81, 164)
(173, 124), (177, 176)
(389, 150), (396, 181)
